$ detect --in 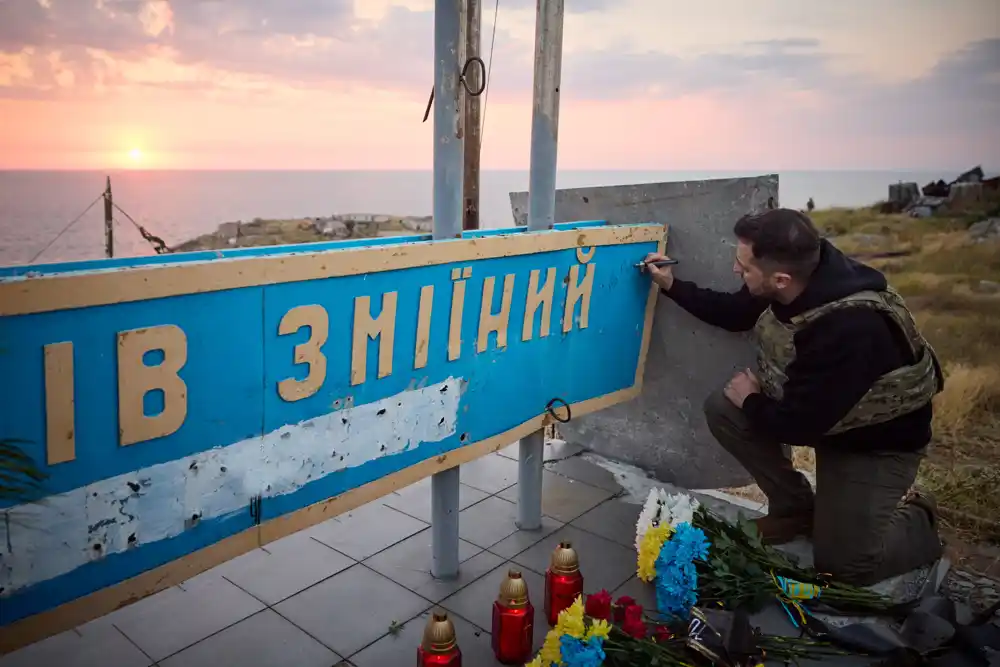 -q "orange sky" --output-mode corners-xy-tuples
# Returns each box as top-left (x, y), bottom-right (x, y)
(0, 0), (997, 170)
